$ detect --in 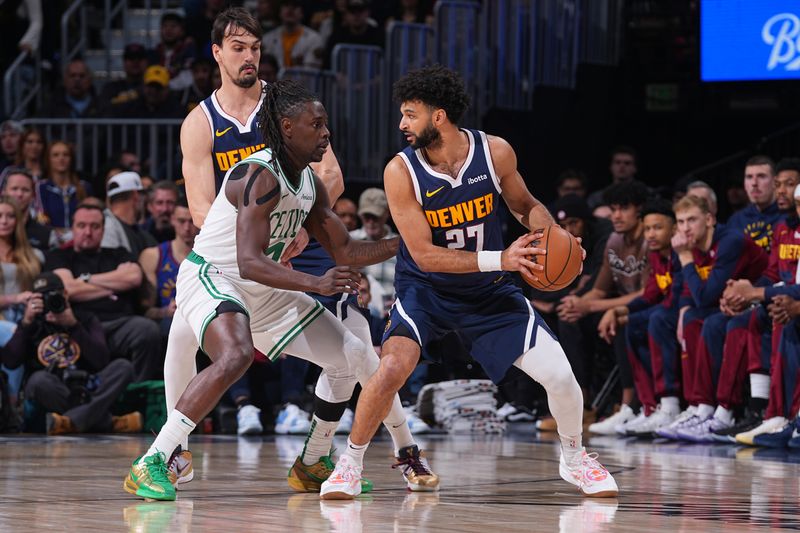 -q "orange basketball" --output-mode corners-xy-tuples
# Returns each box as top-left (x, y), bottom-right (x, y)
(520, 225), (583, 291)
